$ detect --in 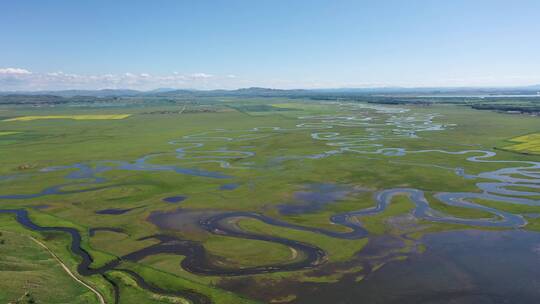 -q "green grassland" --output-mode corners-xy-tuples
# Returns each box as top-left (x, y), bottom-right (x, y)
(0, 222), (100, 303)
(0, 98), (539, 303)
